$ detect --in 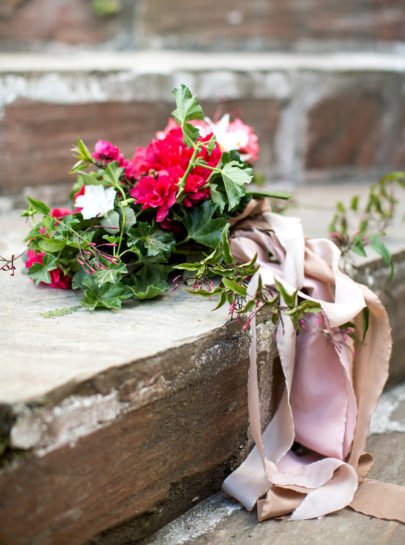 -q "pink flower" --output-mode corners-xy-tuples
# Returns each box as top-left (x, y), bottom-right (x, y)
(130, 173), (178, 222)
(25, 250), (71, 289)
(203, 114), (259, 162)
(183, 173), (210, 207)
(93, 140), (121, 162)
